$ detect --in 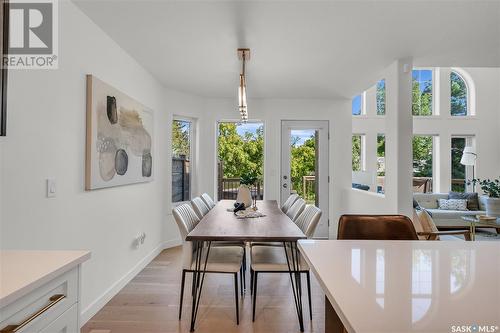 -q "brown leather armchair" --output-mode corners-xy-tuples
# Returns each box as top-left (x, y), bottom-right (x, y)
(337, 215), (419, 240)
